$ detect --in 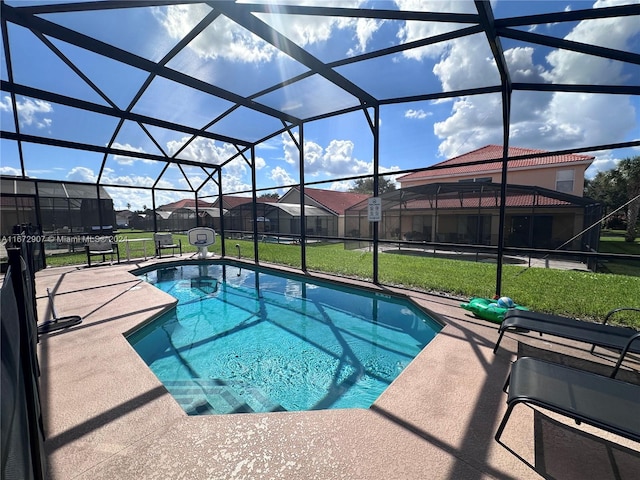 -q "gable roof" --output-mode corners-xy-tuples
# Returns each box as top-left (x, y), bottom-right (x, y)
(157, 198), (213, 211)
(292, 187), (370, 215)
(398, 145), (595, 182)
(212, 195), (272, 210)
